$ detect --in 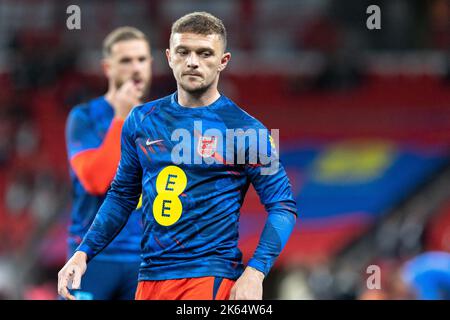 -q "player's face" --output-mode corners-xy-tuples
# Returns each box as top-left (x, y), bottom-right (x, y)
(166, 33), (230, 95)
(105, 39), (152, 98)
